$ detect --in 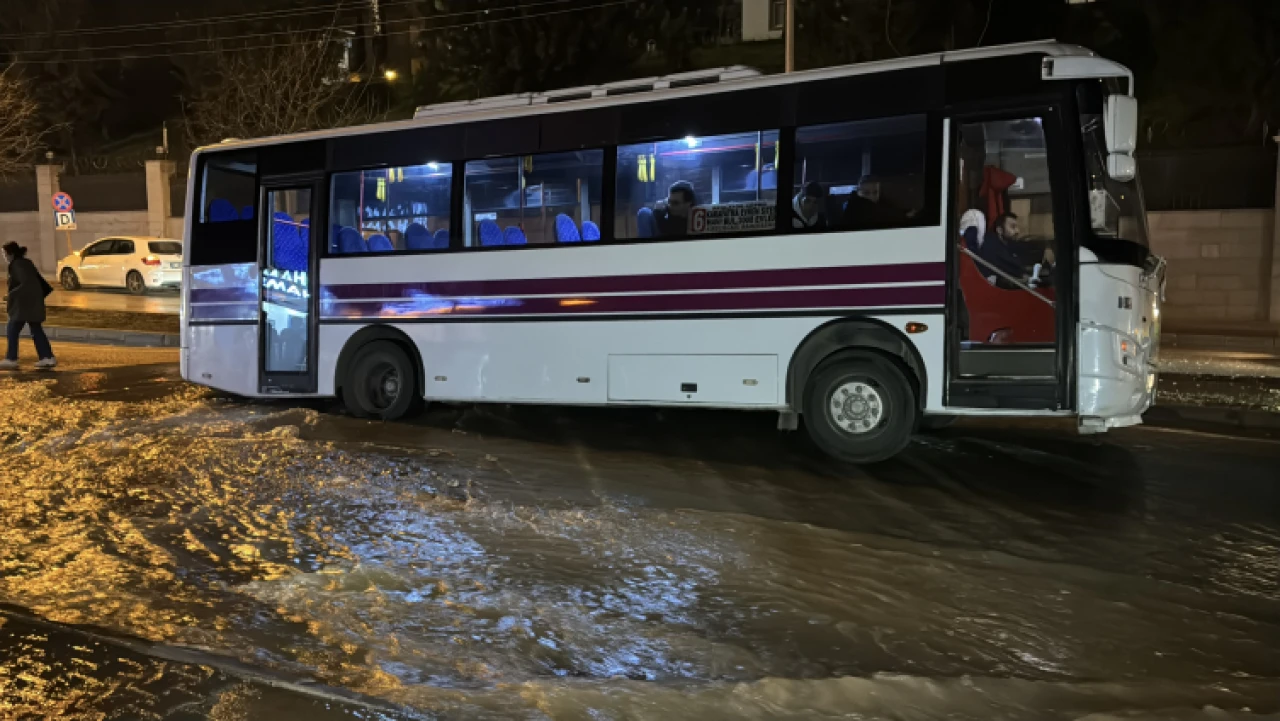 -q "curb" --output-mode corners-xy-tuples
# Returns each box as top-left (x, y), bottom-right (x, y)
(19, 325), (180, 348)
(1164, 333), (1280, 351)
